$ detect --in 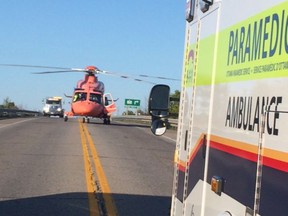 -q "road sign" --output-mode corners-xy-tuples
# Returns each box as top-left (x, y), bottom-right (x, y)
(124, 99), (141, 108)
